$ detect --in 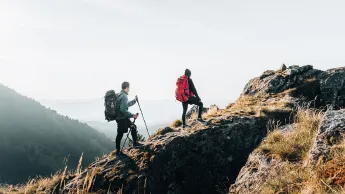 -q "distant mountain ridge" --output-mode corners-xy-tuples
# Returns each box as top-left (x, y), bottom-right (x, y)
(0, 84), (114, 184)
